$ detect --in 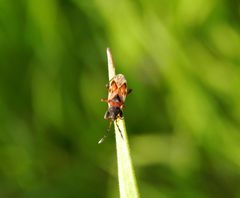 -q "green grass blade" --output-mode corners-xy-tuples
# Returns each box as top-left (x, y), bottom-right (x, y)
(115, 119), (139, 198)
(106, 48), (139, 198)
